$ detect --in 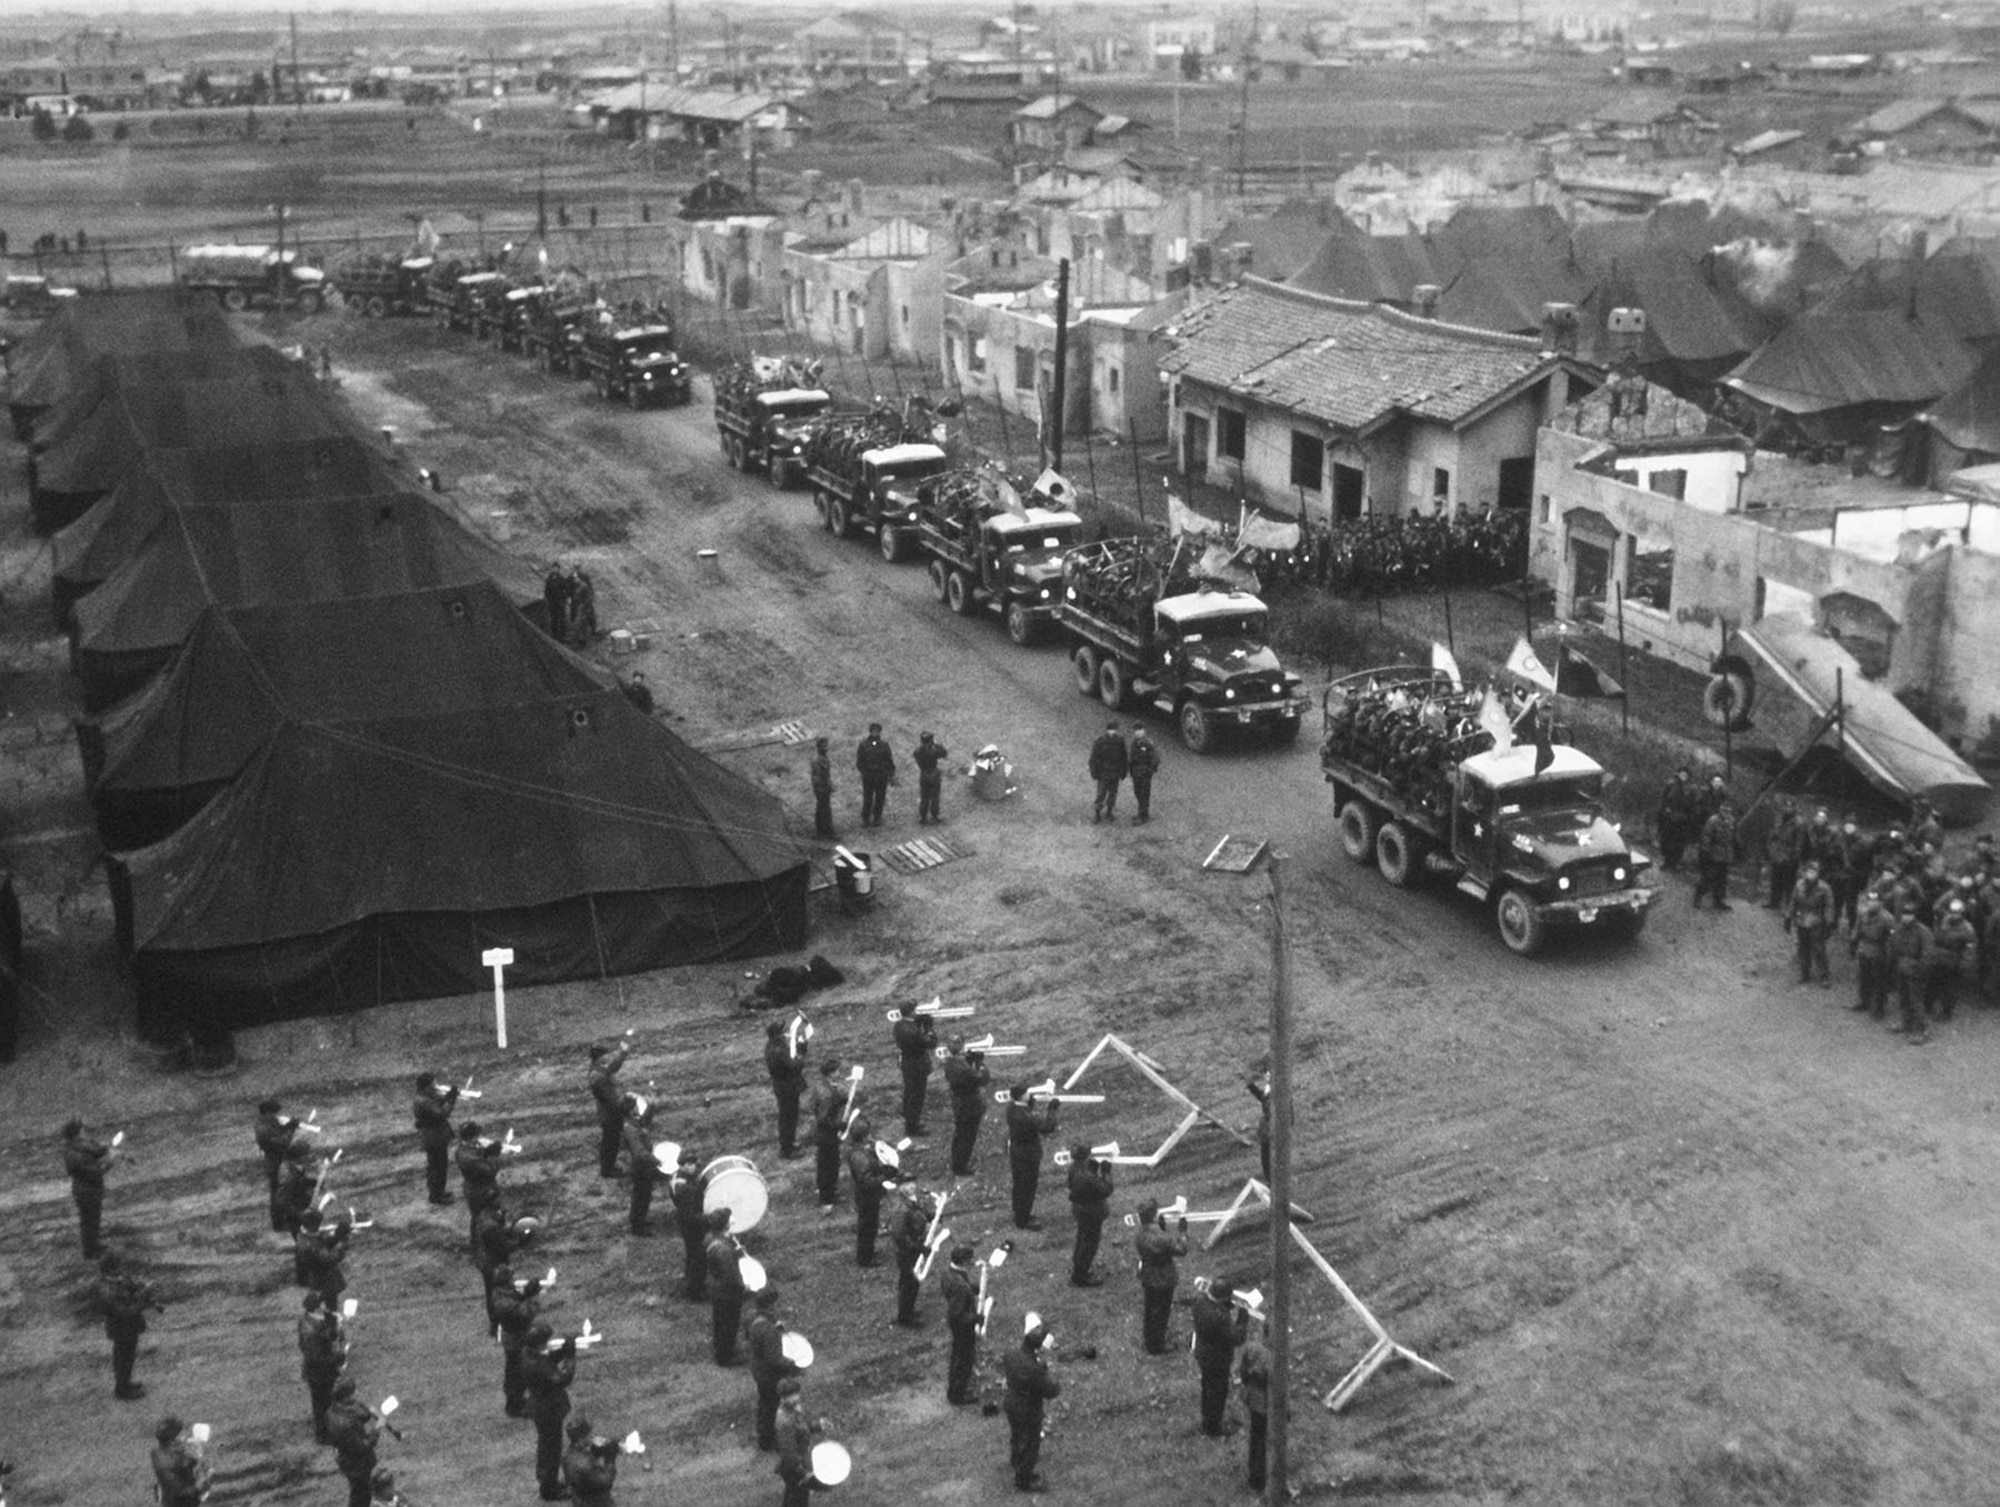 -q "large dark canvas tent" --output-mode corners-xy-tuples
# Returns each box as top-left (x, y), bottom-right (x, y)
(52, 434), (407, 624)
(86, 581), (610, 849)
(71, 492), (545, 711)
(28, 346), (364, 531)
(114, 693), (812, 1038)
(8, 291), (237, 442)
